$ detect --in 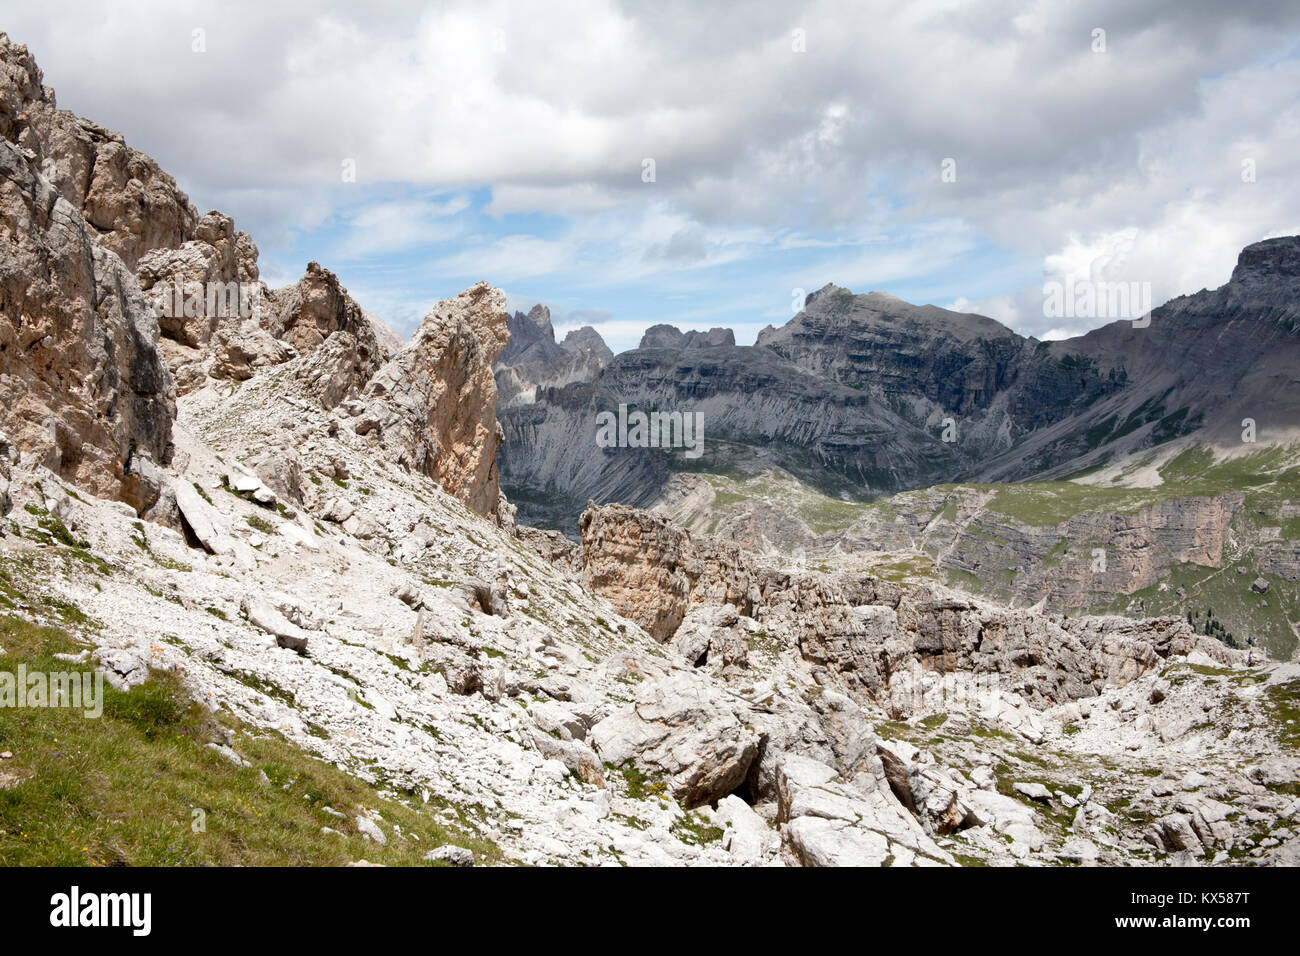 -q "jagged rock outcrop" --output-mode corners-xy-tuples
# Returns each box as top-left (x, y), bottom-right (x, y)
(1, 33), (198, 270)
(789, 583), (1245, 713)
(560, 326), (613, 362)
(500, 305), (563, 367)
(0, 32), (476, 523)
(1, 35), (383, 405)
(578, 503), (757, 641)
(574, 502), (1252, 715)
(136, 210), (263, 351)
(0, 132), (174, 514)
(152, 257), (391, 398)
(495, 306), (611, 411)
(639, 324), (736, 349)
(267, 262), (387, 408)
(359, 282), (510, 516)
